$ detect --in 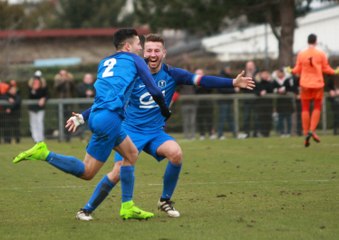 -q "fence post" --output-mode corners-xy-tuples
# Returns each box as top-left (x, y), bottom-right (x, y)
(322, 97), (327, 134)
(233, 96), (239, 135)
(58, 102), (64, 141)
